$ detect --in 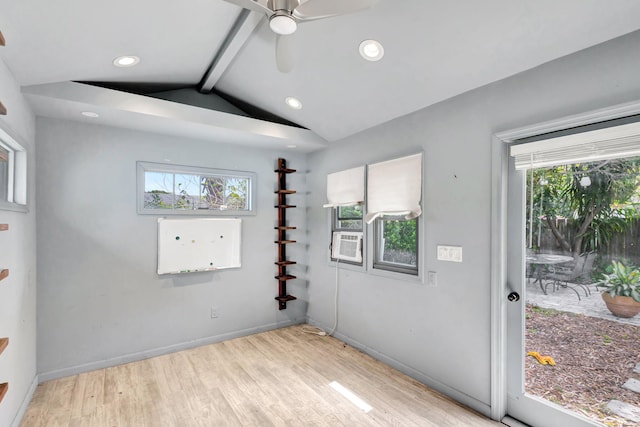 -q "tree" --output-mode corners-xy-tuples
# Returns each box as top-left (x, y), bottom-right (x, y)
(382, 218), (417, 253)
(201, 176), (248, 210)
(529, 158), (640, 257)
